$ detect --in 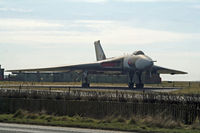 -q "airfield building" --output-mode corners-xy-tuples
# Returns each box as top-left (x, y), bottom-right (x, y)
(0, 65), (4, 81)
(7, 71), (160, 84)
(7, 71), (128, 83)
